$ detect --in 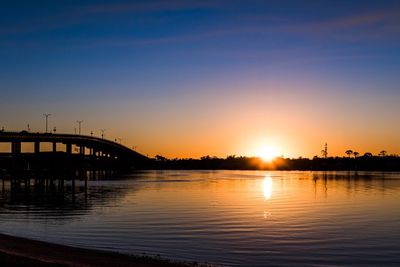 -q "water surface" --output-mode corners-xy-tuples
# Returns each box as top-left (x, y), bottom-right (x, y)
(1, 171), (399, 266)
